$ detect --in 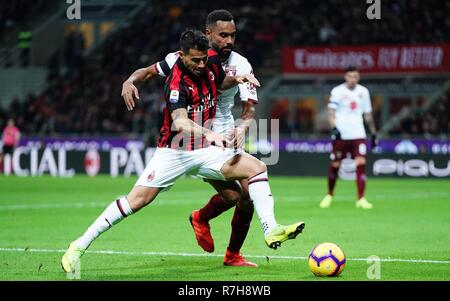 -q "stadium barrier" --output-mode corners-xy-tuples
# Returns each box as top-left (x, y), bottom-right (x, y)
(3, 145), (449, 178)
